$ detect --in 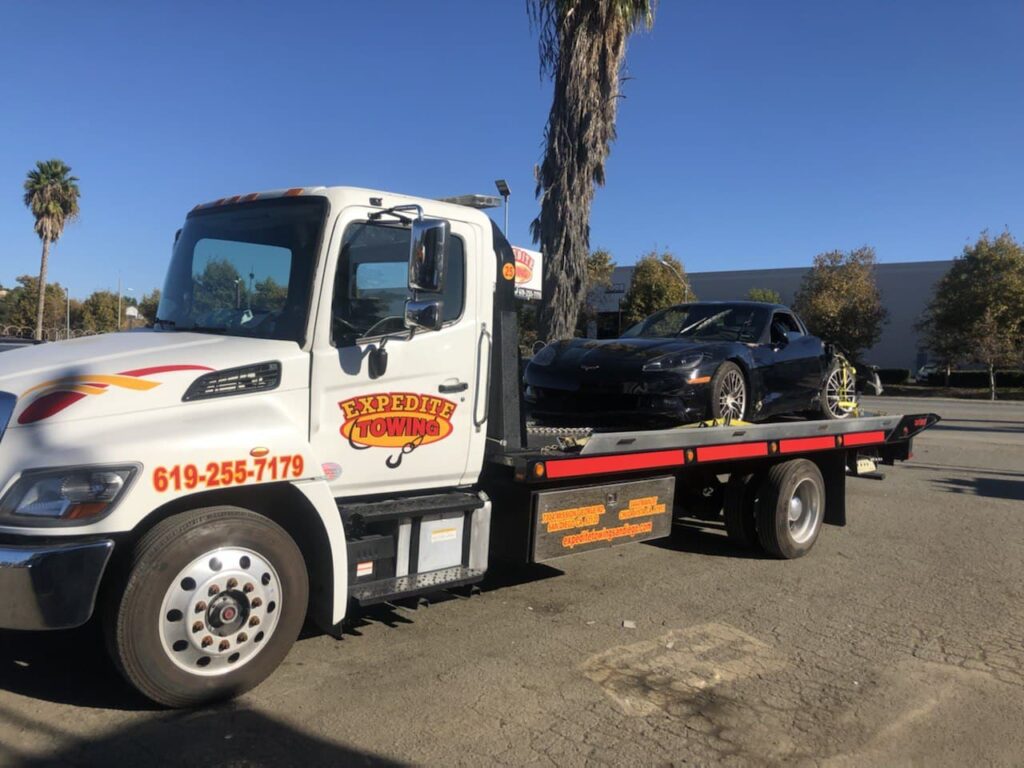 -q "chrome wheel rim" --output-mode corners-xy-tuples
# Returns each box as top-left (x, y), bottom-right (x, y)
(718, 369), (746, 421)
(825, 368), (856, 418)
(159, 547), (282, 676)
(788, 478), (822, 544)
